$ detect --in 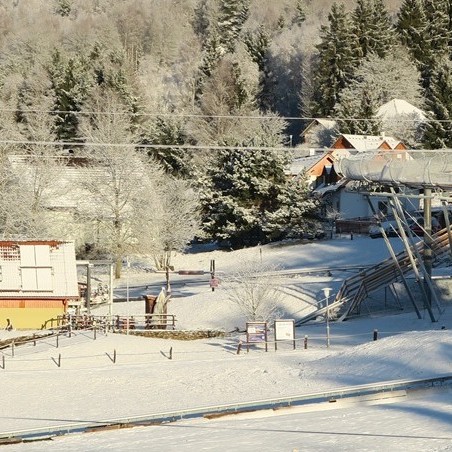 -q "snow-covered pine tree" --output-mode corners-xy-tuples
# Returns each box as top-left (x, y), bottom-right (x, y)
(367, 0), (395, 58)
(243, 25), (272, 110)
(198, 148), (288, 248)
(139, 114), (193, 178)
(352, 0), (376, 59)
(295, 0), (307, 26)
(218, 0), (250, 54)
(396, 0), (433, 87)
(47, 49), (92, 142)
(423, 0), (451, 55)
(311, 2), (361, 116)
(422, 59), (452, 149)
(192, 0), (212, 48)
(263, 175), (319, 242)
